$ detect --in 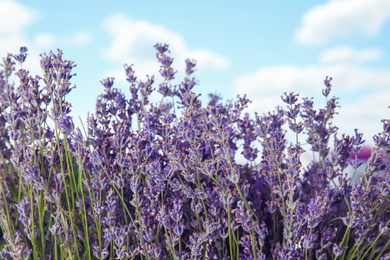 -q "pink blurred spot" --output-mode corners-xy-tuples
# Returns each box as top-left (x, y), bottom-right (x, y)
(350, 146), (371, 161)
